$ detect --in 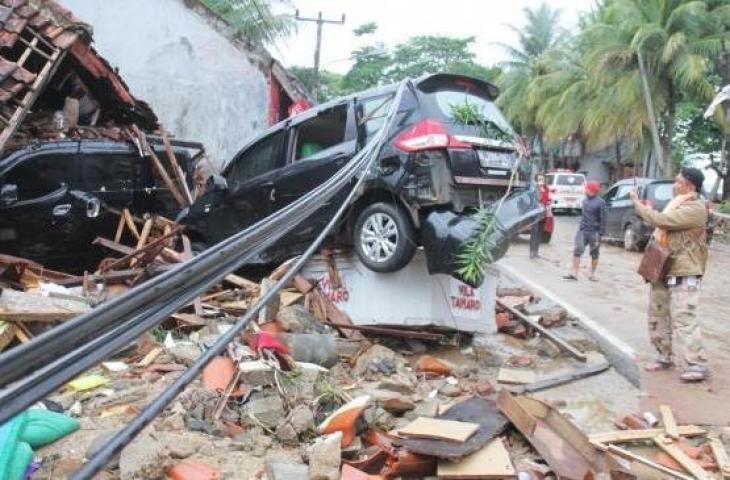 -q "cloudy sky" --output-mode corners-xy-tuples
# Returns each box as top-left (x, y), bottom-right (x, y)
(275, 0), (597, 73)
